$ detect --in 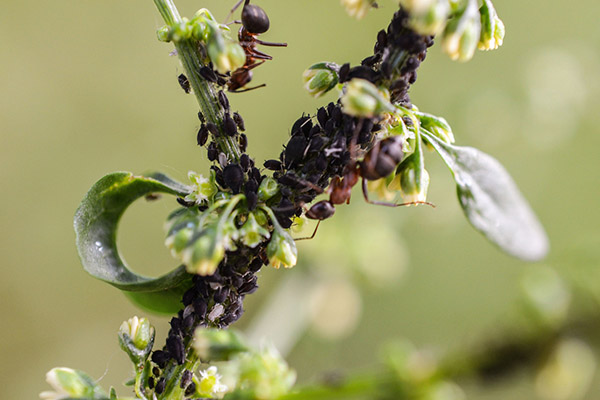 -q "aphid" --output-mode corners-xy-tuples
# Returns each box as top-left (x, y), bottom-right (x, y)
(180, 370), (193, 389)
(145, 193), (161, 201)
(223, 113), (238, 136)
(198, 111), (205, 123)
(223, 164), (244, 194)
(226, 0), (287, 92)
(177, 197), (195, 208)
(264, 159), (282, 171)
(178, 73), (191, 93)
(184, 382), (197, 397)
(233, 112), (245, 131)
(166, 335), (185, 365)
(218, 90), (230, 112)
(155, 378), (166, 394)
(197, 124), (209, 146)
(239, 133), (248, 152)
